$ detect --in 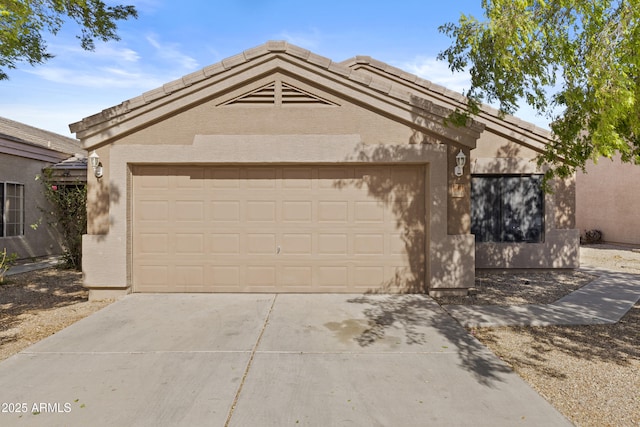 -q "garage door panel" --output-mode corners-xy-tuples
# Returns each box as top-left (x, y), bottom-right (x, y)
(211, 233), (240, 254)
(317, 233), (348, 255)
(281, 266), (313, 287)
(136, 265), (170, 291)
(282, 201), (312, 222)
(247, 233), (277, 255)
(247, 168), (277, 186)
(137, 200), (169, 221)
(247, 201), (276, 221)
(247, 266), (277, 287)
(209, 266), (241, 288)
(211, 201), (240, 221)
(282, 168), (313, 187)
(354, 234), (385, 255)
(175, 201), (205, 221)
(133, 165), (425, 293)
(318, 201), (349, 222)
(175, 233), (205, 255)
(138, 233), (169, 254)
(281, 233), (312, 254)
(175, 265), (205, 291)
(354, 201), (385, 222)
